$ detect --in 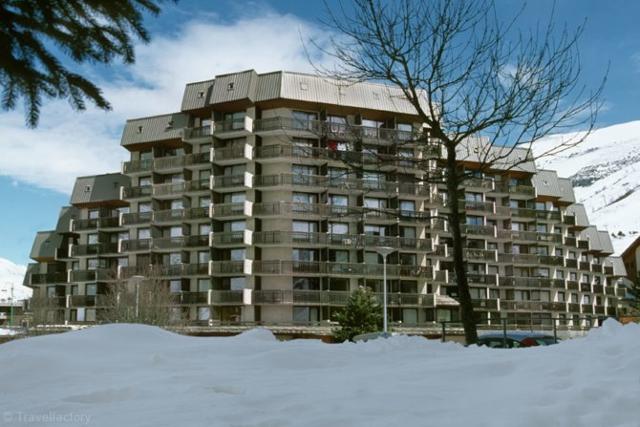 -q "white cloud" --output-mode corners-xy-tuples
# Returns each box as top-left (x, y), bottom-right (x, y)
(0, 12), (333, 194)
